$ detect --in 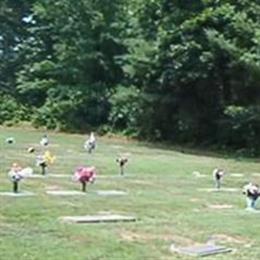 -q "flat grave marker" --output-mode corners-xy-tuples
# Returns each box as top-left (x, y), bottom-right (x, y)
(60, 214), (137, 224)
(48, 174), (71, 178)
(230, 173), (244, 178)
(208, 204), (234, 209)
(95, 190), (127, 196)
(46, 190), (85, 196)
(198, 188), (239, 192)
(0, 191), (35, 197)
(170, 244), (232, 257)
